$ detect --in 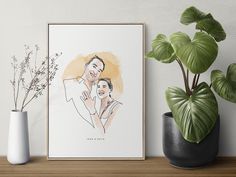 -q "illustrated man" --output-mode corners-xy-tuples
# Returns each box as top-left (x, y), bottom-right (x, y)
(63, 55), (105, 127)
